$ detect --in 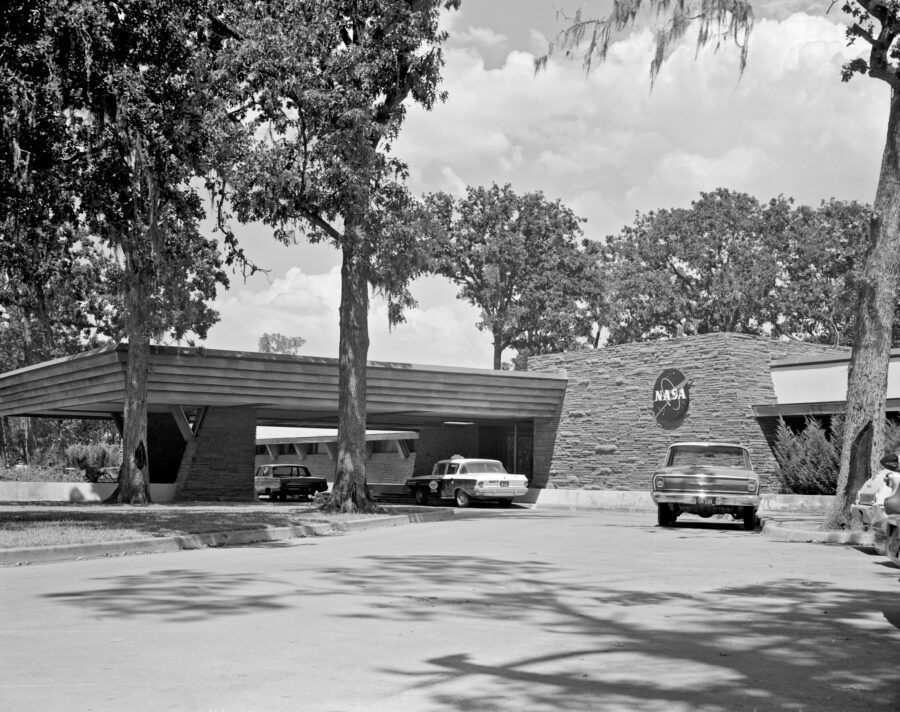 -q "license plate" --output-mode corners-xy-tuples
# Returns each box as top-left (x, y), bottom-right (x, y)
(500, 481), (509, 487)
(696, 496), (715, 505)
